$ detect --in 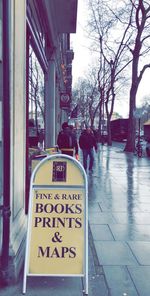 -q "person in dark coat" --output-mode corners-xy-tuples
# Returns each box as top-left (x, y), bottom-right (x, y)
(79, 127), (97, 172)
(57, 122), (78, 157)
